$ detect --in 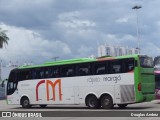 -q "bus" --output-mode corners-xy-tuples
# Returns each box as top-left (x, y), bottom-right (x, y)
(154, 65), (160, 100)
(154, 56), (160, 100)
(6, 54), (155, 109)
